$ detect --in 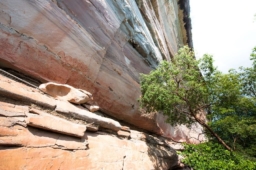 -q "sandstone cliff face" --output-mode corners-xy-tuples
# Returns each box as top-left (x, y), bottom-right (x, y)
(0, 1), (200, 168)
(0, 73), (181, 170)
(0, 0), (203, 160)
(0, 0), (196, 137)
